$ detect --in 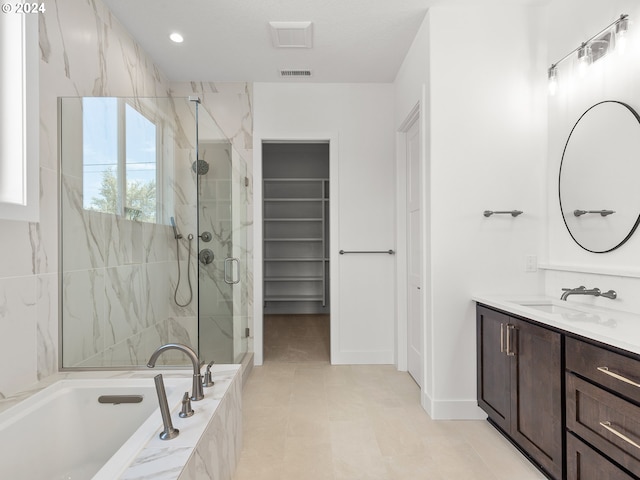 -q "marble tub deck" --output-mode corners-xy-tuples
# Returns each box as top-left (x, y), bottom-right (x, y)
(0, 365), (242, 480)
